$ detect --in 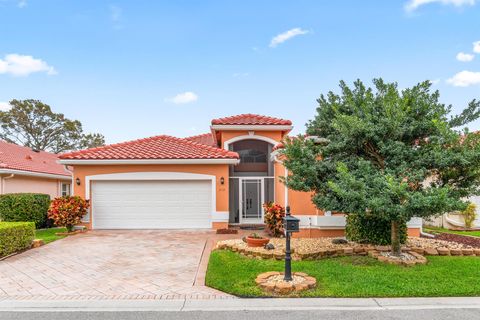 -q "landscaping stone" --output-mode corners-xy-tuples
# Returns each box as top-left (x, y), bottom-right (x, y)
(450, 248), (463, 256)
(216, 235), (480, 266)
(31, 239), (44, 248)
(437, 247), (450, 256)
(424, 248), (438, 256)
(256, 272), (316, 295)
